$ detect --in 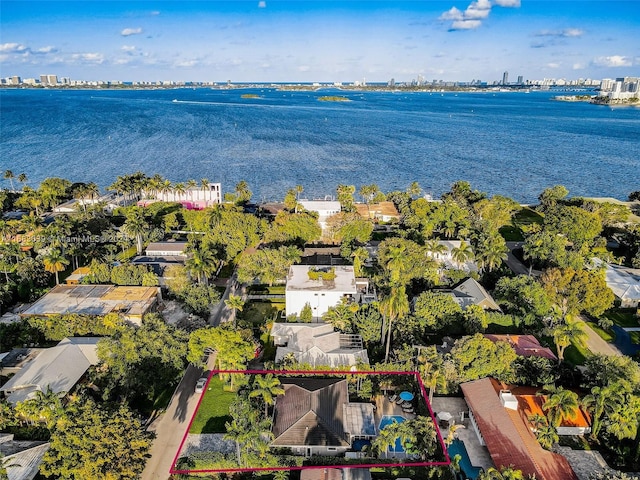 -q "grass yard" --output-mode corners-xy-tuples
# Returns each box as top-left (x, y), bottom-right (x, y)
(603, 309), (639, 328)
(630, 331), (640, 344)
(586, 321), (615, 343)
(500, 206), (544, 242)
(241, 301), (285, 326)
(564, 342), (589, 366)
(485, 314), (518, 334)
(189, 376), (236, 434)
(247, 285), (286, 295)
